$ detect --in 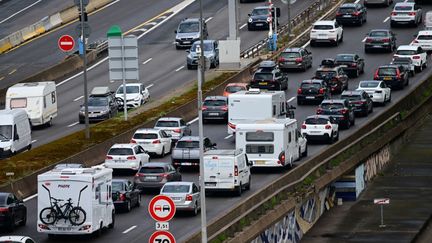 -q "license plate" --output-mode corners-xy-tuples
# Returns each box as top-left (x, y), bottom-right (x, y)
(286, 62), (295, 64)
(343, 15), (351, 17)
(183, 41), (190, 44)
(383, 77), (392, 80)
(115, 160), (123, 163)
(209, 113), (218, 116)
(58, 227), (72, 231)
(306, 96), (315, 99)
(171, 197), (182, 201)
(259, 82), (268, 85)
(146, 176), (157, 180)
(310, 131), (321, 133)
(255, 160), (266, 165)
(319, 34), (327, 36)
(205, 182), (216, 186)
(139, 142), (150, 144)
(373, 45), (381, 48)
(256, 23), (263, 26)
